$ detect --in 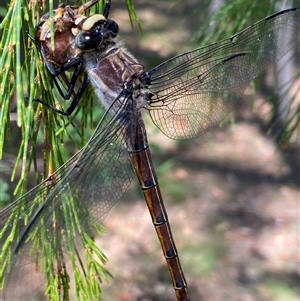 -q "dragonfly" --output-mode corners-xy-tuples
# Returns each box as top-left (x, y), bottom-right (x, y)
(1, 1), (299, 300)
